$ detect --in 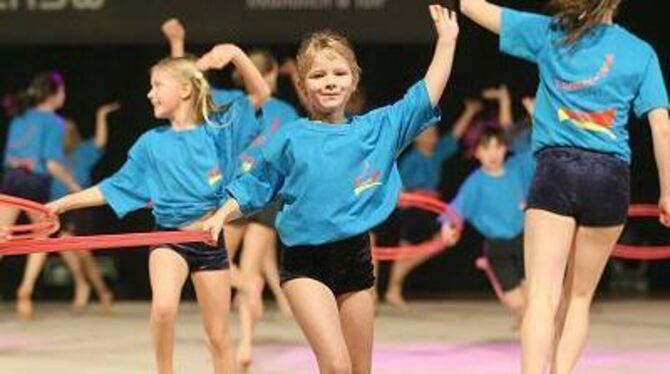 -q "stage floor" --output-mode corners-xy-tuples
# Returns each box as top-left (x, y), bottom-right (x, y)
(1, 300), (668, 373)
